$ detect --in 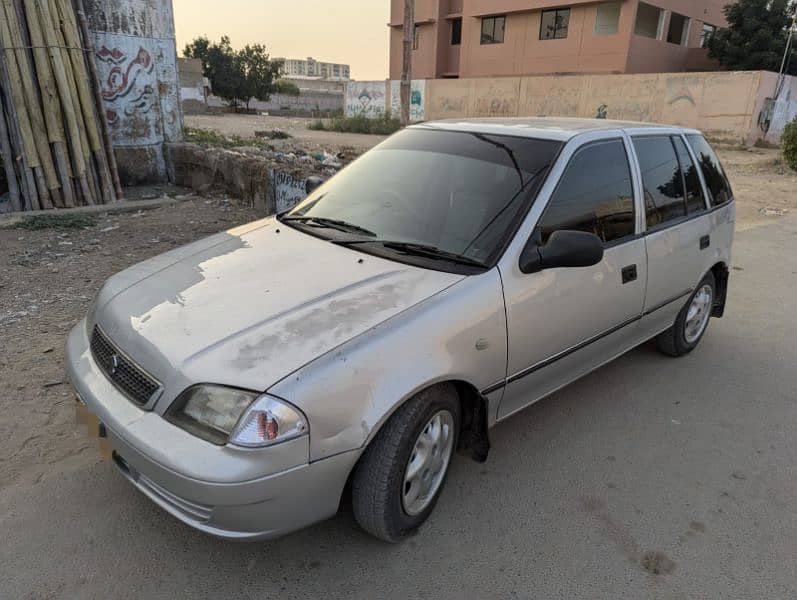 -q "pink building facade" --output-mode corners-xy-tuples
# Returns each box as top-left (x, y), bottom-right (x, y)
(389, 0), (729, 79)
